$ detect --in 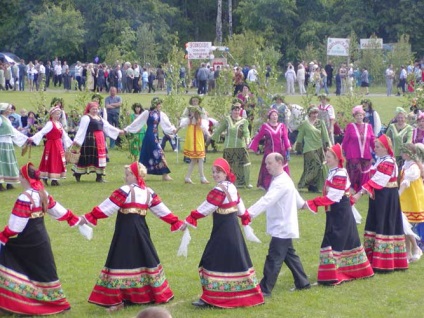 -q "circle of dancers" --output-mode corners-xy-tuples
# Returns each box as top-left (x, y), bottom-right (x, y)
(0, 97), (423, 316)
